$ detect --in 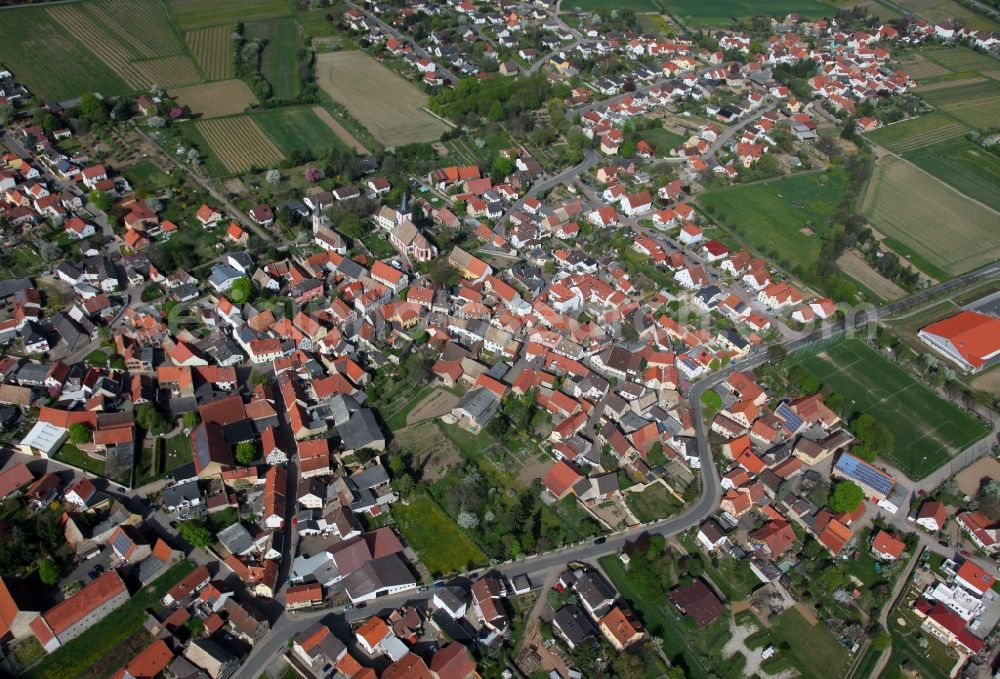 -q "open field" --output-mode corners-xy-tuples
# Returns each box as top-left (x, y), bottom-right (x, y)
(899, 53), (951, 79)
(956, 456), (1000, 496)
(393, 496), (487, 575)
(24, 561), (196, 679)
(0, 7), (129, 100)
(625, 483), (683, 523)
(836, 249), (907, 301)
(566, 0), (659, 11)
(863, 156), (1000, 278)
(698, 170), (848, 271)
(904, 137), (1000, 213)
(755, 608), (850, 679)
(316, 51), (451, 147)
(310, 106), (371, 155)
(48, 3), (199, 90)
(639, 126), (687, 154)
(866, 111), (969, 153)
(246, 17), (303, 100)
(195, 116), (285, 173)
(252, 106), (352, 157)
(661, 0), (833, 26)
(171, 80), (257, 118)
(167, 0), (292, 30)
(186, 24), (234, 80)
(790, 338), (990, 478)
(921, 78), (1000, 129)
